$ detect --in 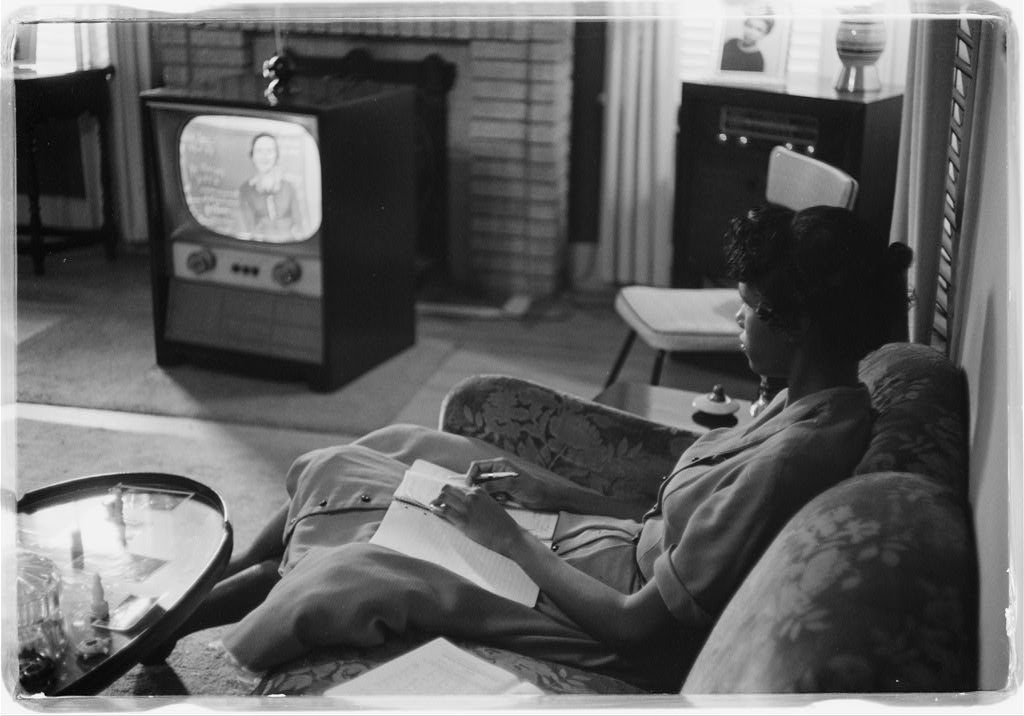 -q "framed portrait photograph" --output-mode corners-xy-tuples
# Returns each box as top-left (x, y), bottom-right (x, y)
(711, 3), (793, 87)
